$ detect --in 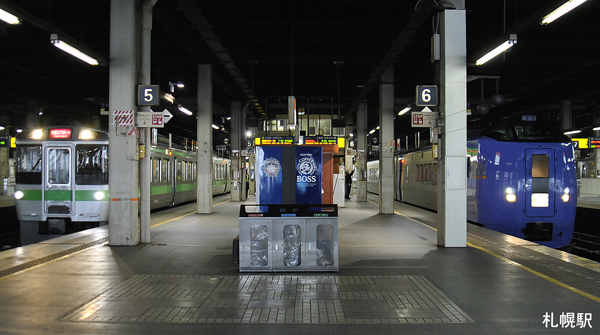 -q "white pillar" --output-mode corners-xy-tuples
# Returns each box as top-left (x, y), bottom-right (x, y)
(109, 0), (139, 245)
(230, 101), (242, 201)
(139, 0), (157, 244)
(379, 67), (394, 214)
(356, 103), (368, 201)
(437, 9), (467, 247)
(197, 65), (213, 213)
